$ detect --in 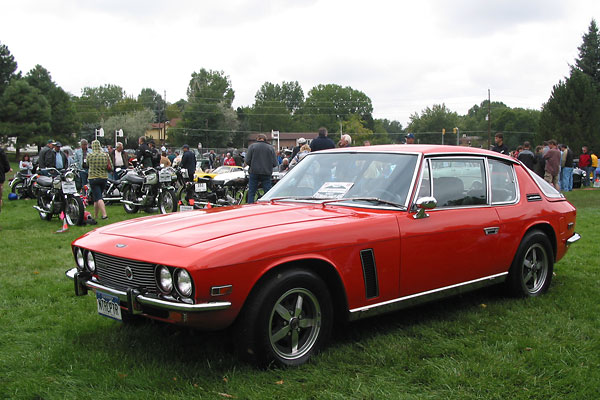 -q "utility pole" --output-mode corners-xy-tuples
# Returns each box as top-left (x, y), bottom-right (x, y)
(487, 89), (491, 149)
